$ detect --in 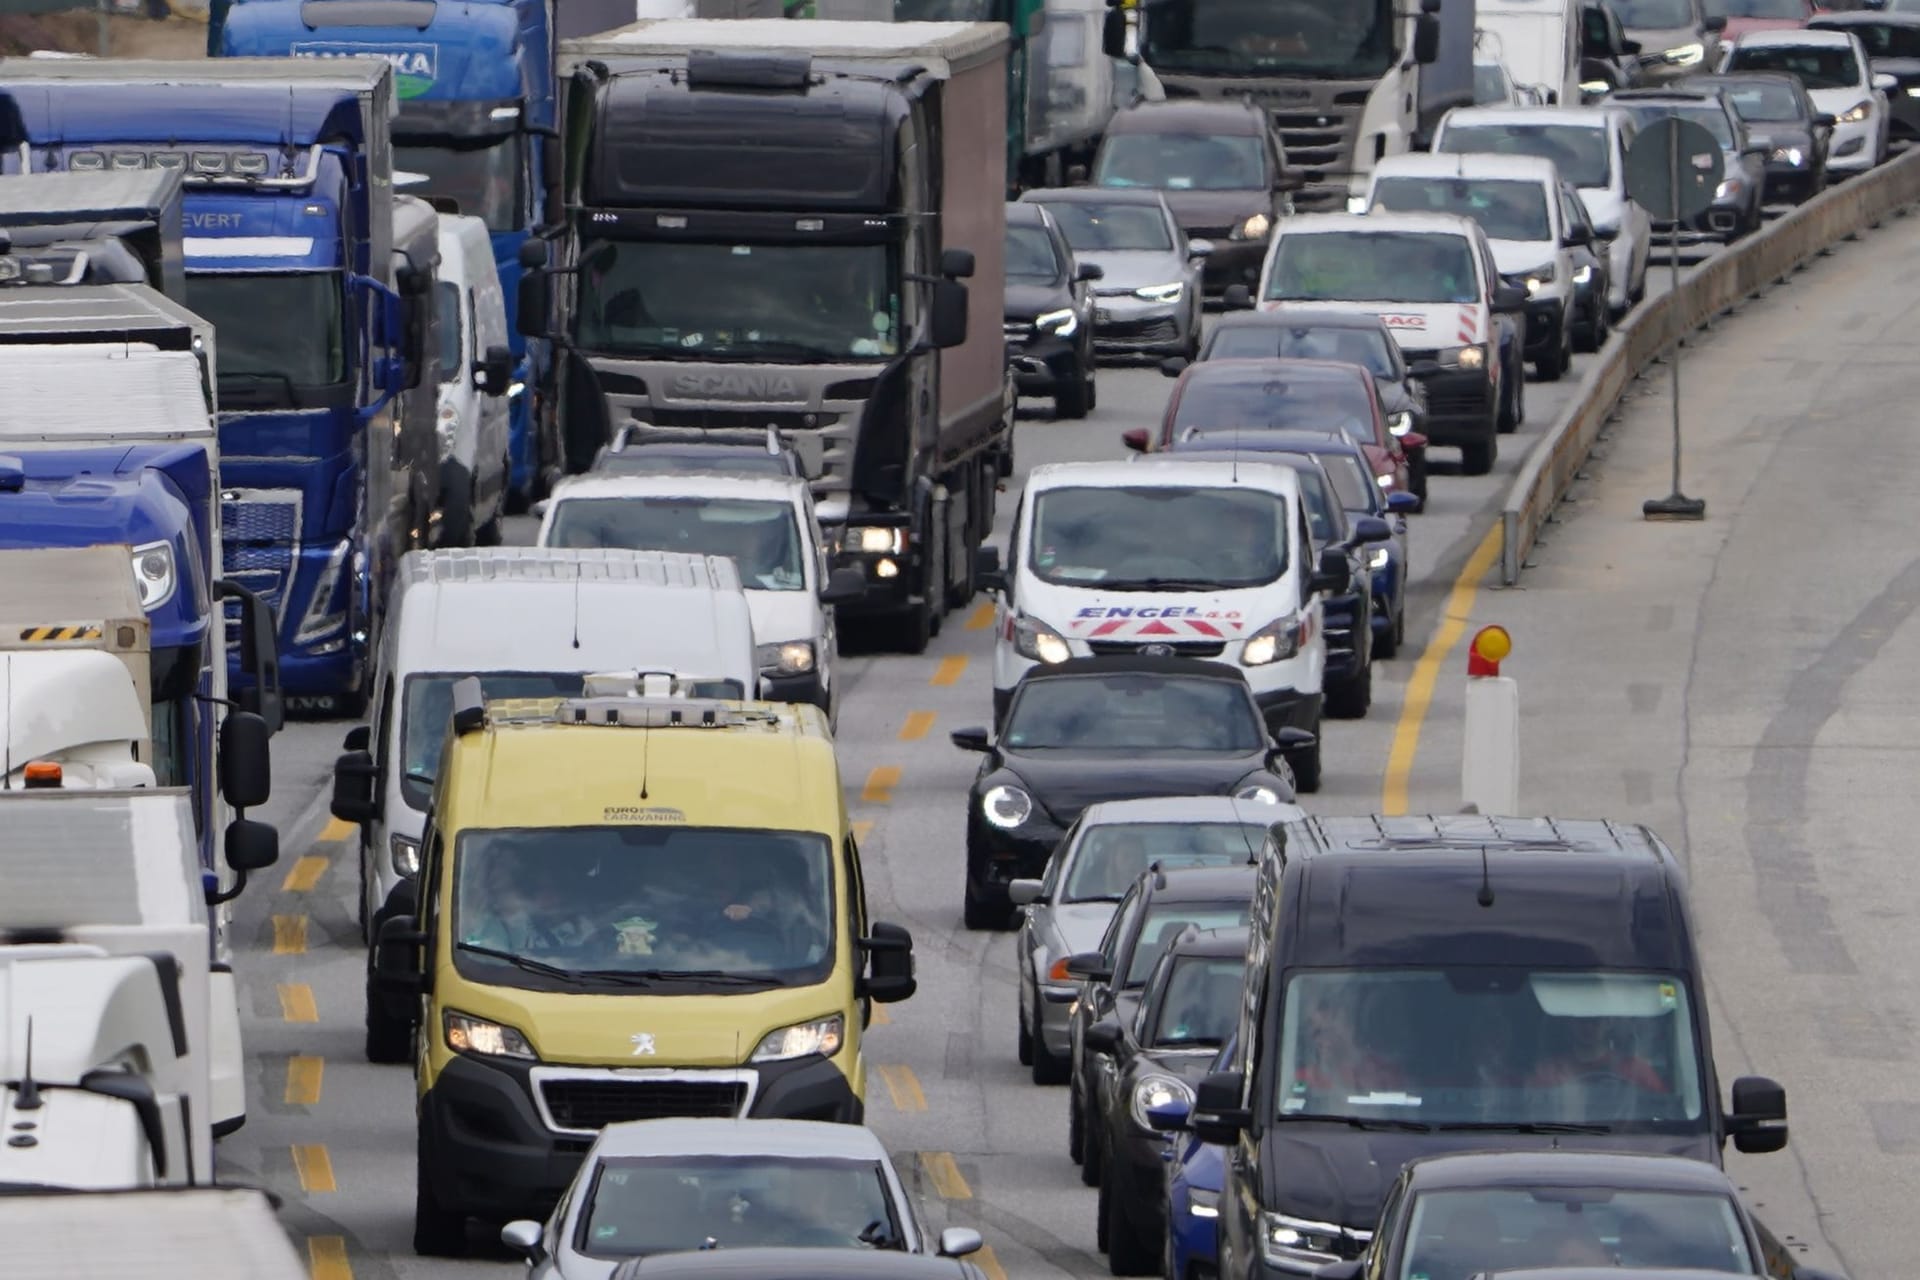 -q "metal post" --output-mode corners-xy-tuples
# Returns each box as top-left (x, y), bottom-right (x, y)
(1644, 124), (1706, 522)
(96, 0), (110, 57)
